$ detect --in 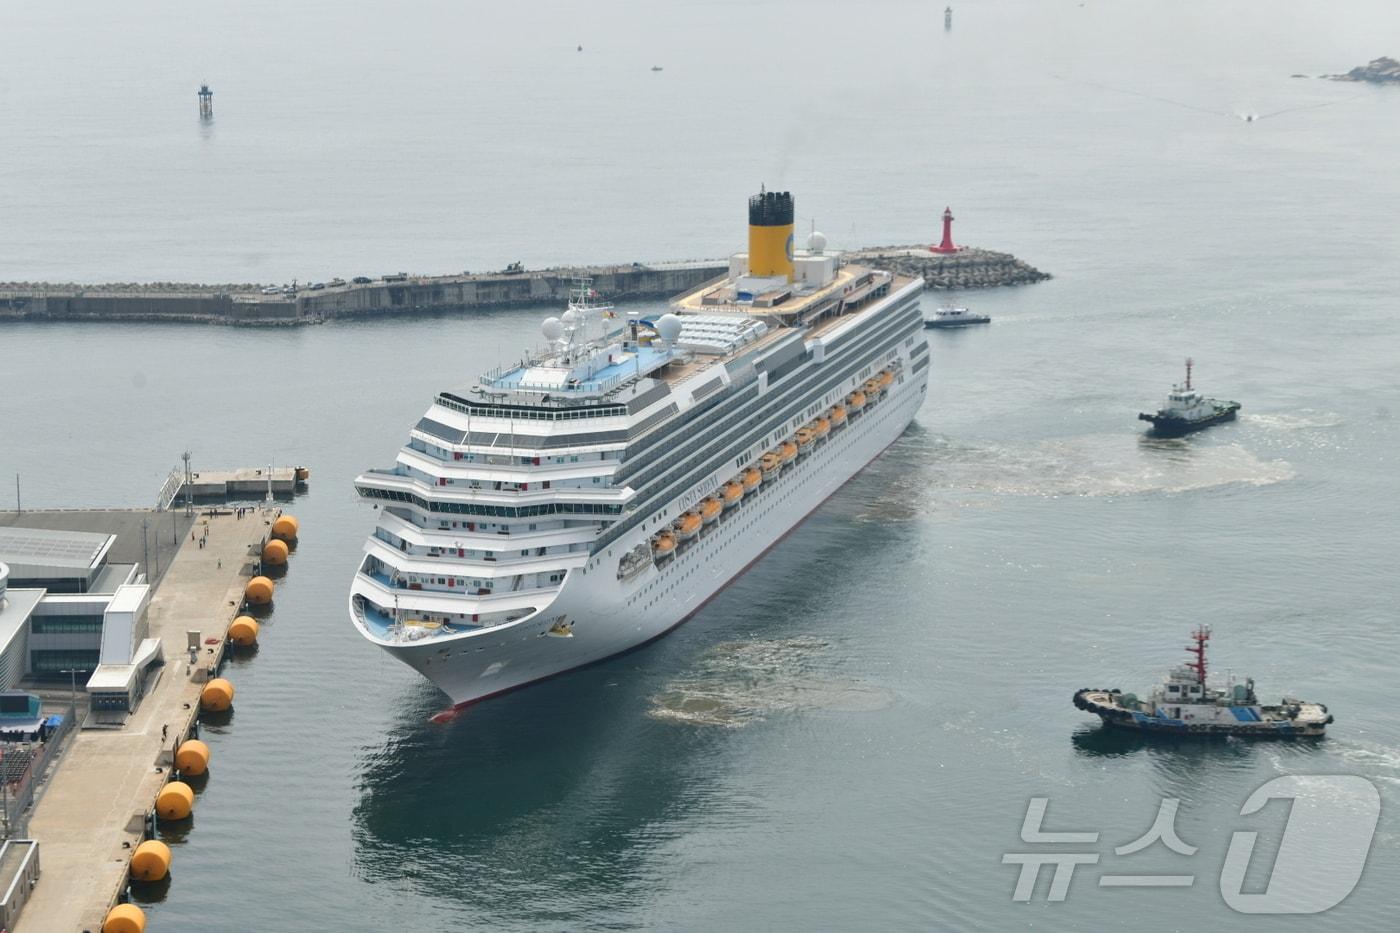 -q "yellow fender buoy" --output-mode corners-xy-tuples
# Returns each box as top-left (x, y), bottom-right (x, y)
(103, 903), (147, 933)
(271, 514), (300, 541)
(228, 615), (259, 647)
(262, 538), (289, 566)
(200, 678), (235, 712)
(130, 839), (172, 881)
(155, 781), (194, 821)
(245, 575), (274, 605)
(175, 739), (210, 776)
